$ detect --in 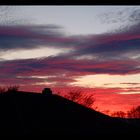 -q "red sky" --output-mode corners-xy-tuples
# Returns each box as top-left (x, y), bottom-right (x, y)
(18, 85), (140, 114)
